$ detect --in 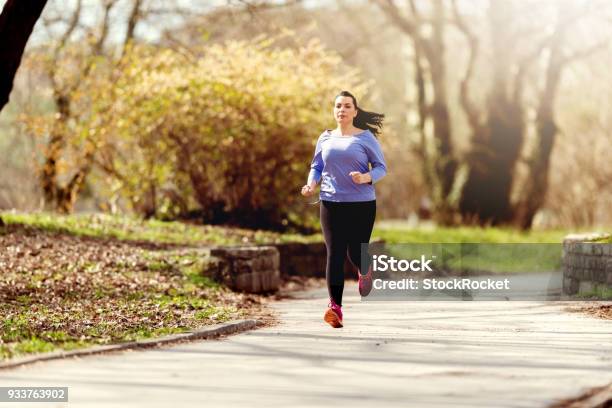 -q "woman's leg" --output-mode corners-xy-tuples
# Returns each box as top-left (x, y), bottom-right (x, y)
(320, 200), (349, 306)
(346, 200), (377, 276)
